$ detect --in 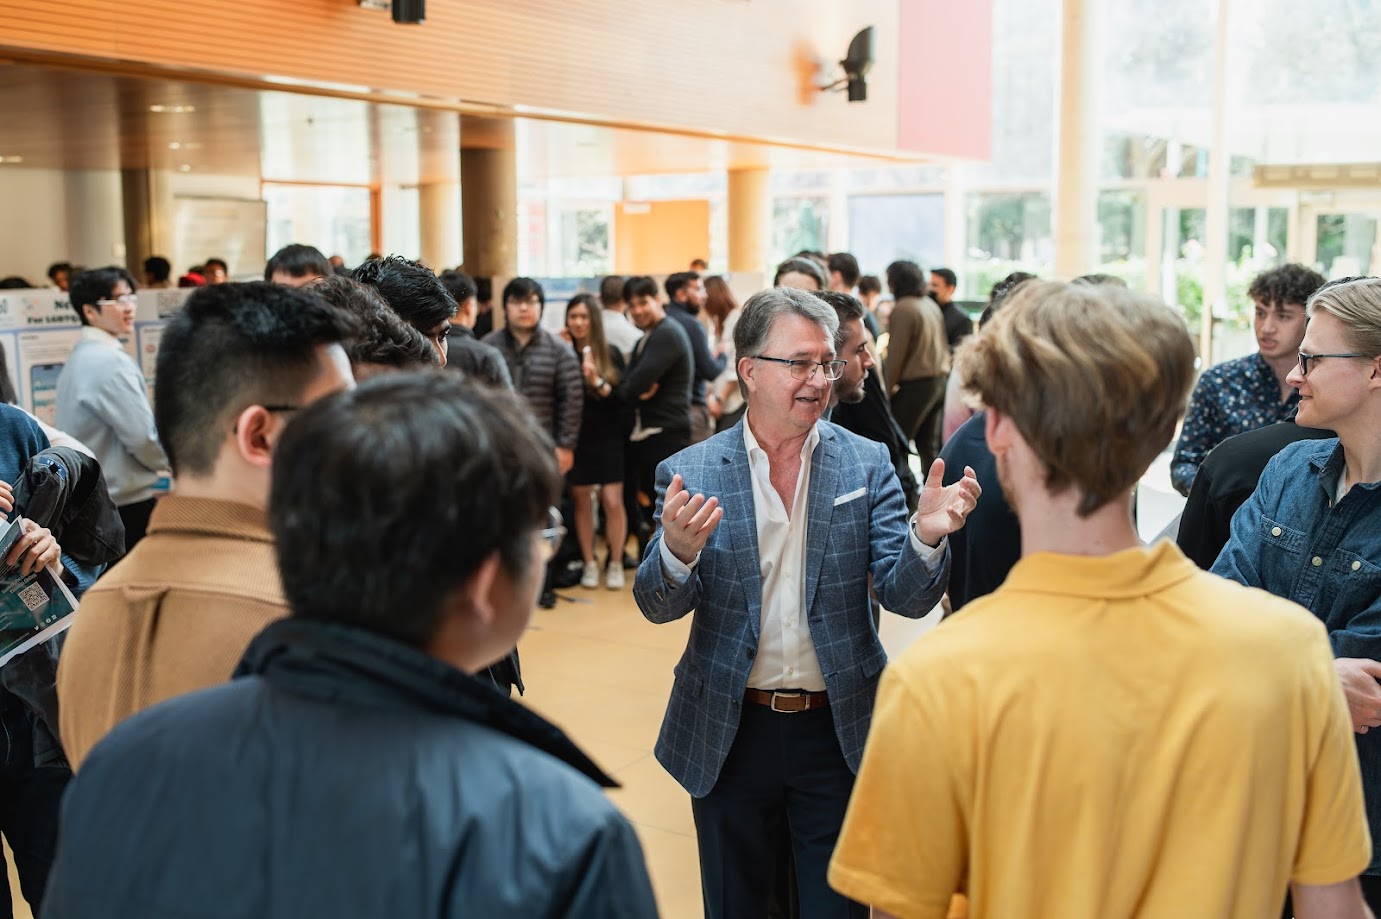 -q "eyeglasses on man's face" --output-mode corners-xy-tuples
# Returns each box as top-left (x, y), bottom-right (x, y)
(96, 294), (138, 307)
(1296, 350), (1375, 376)
(752, 355), (847, 382)
(538, 507), (566, 563)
